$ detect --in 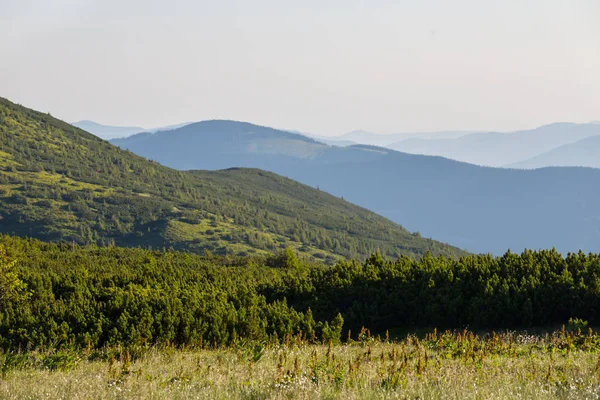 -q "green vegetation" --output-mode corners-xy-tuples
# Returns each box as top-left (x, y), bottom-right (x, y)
(0, 234), (598, 398)
(2, 97), (598, 398)
(0, 97), (463, 260)
(1, 235), (599, 351)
